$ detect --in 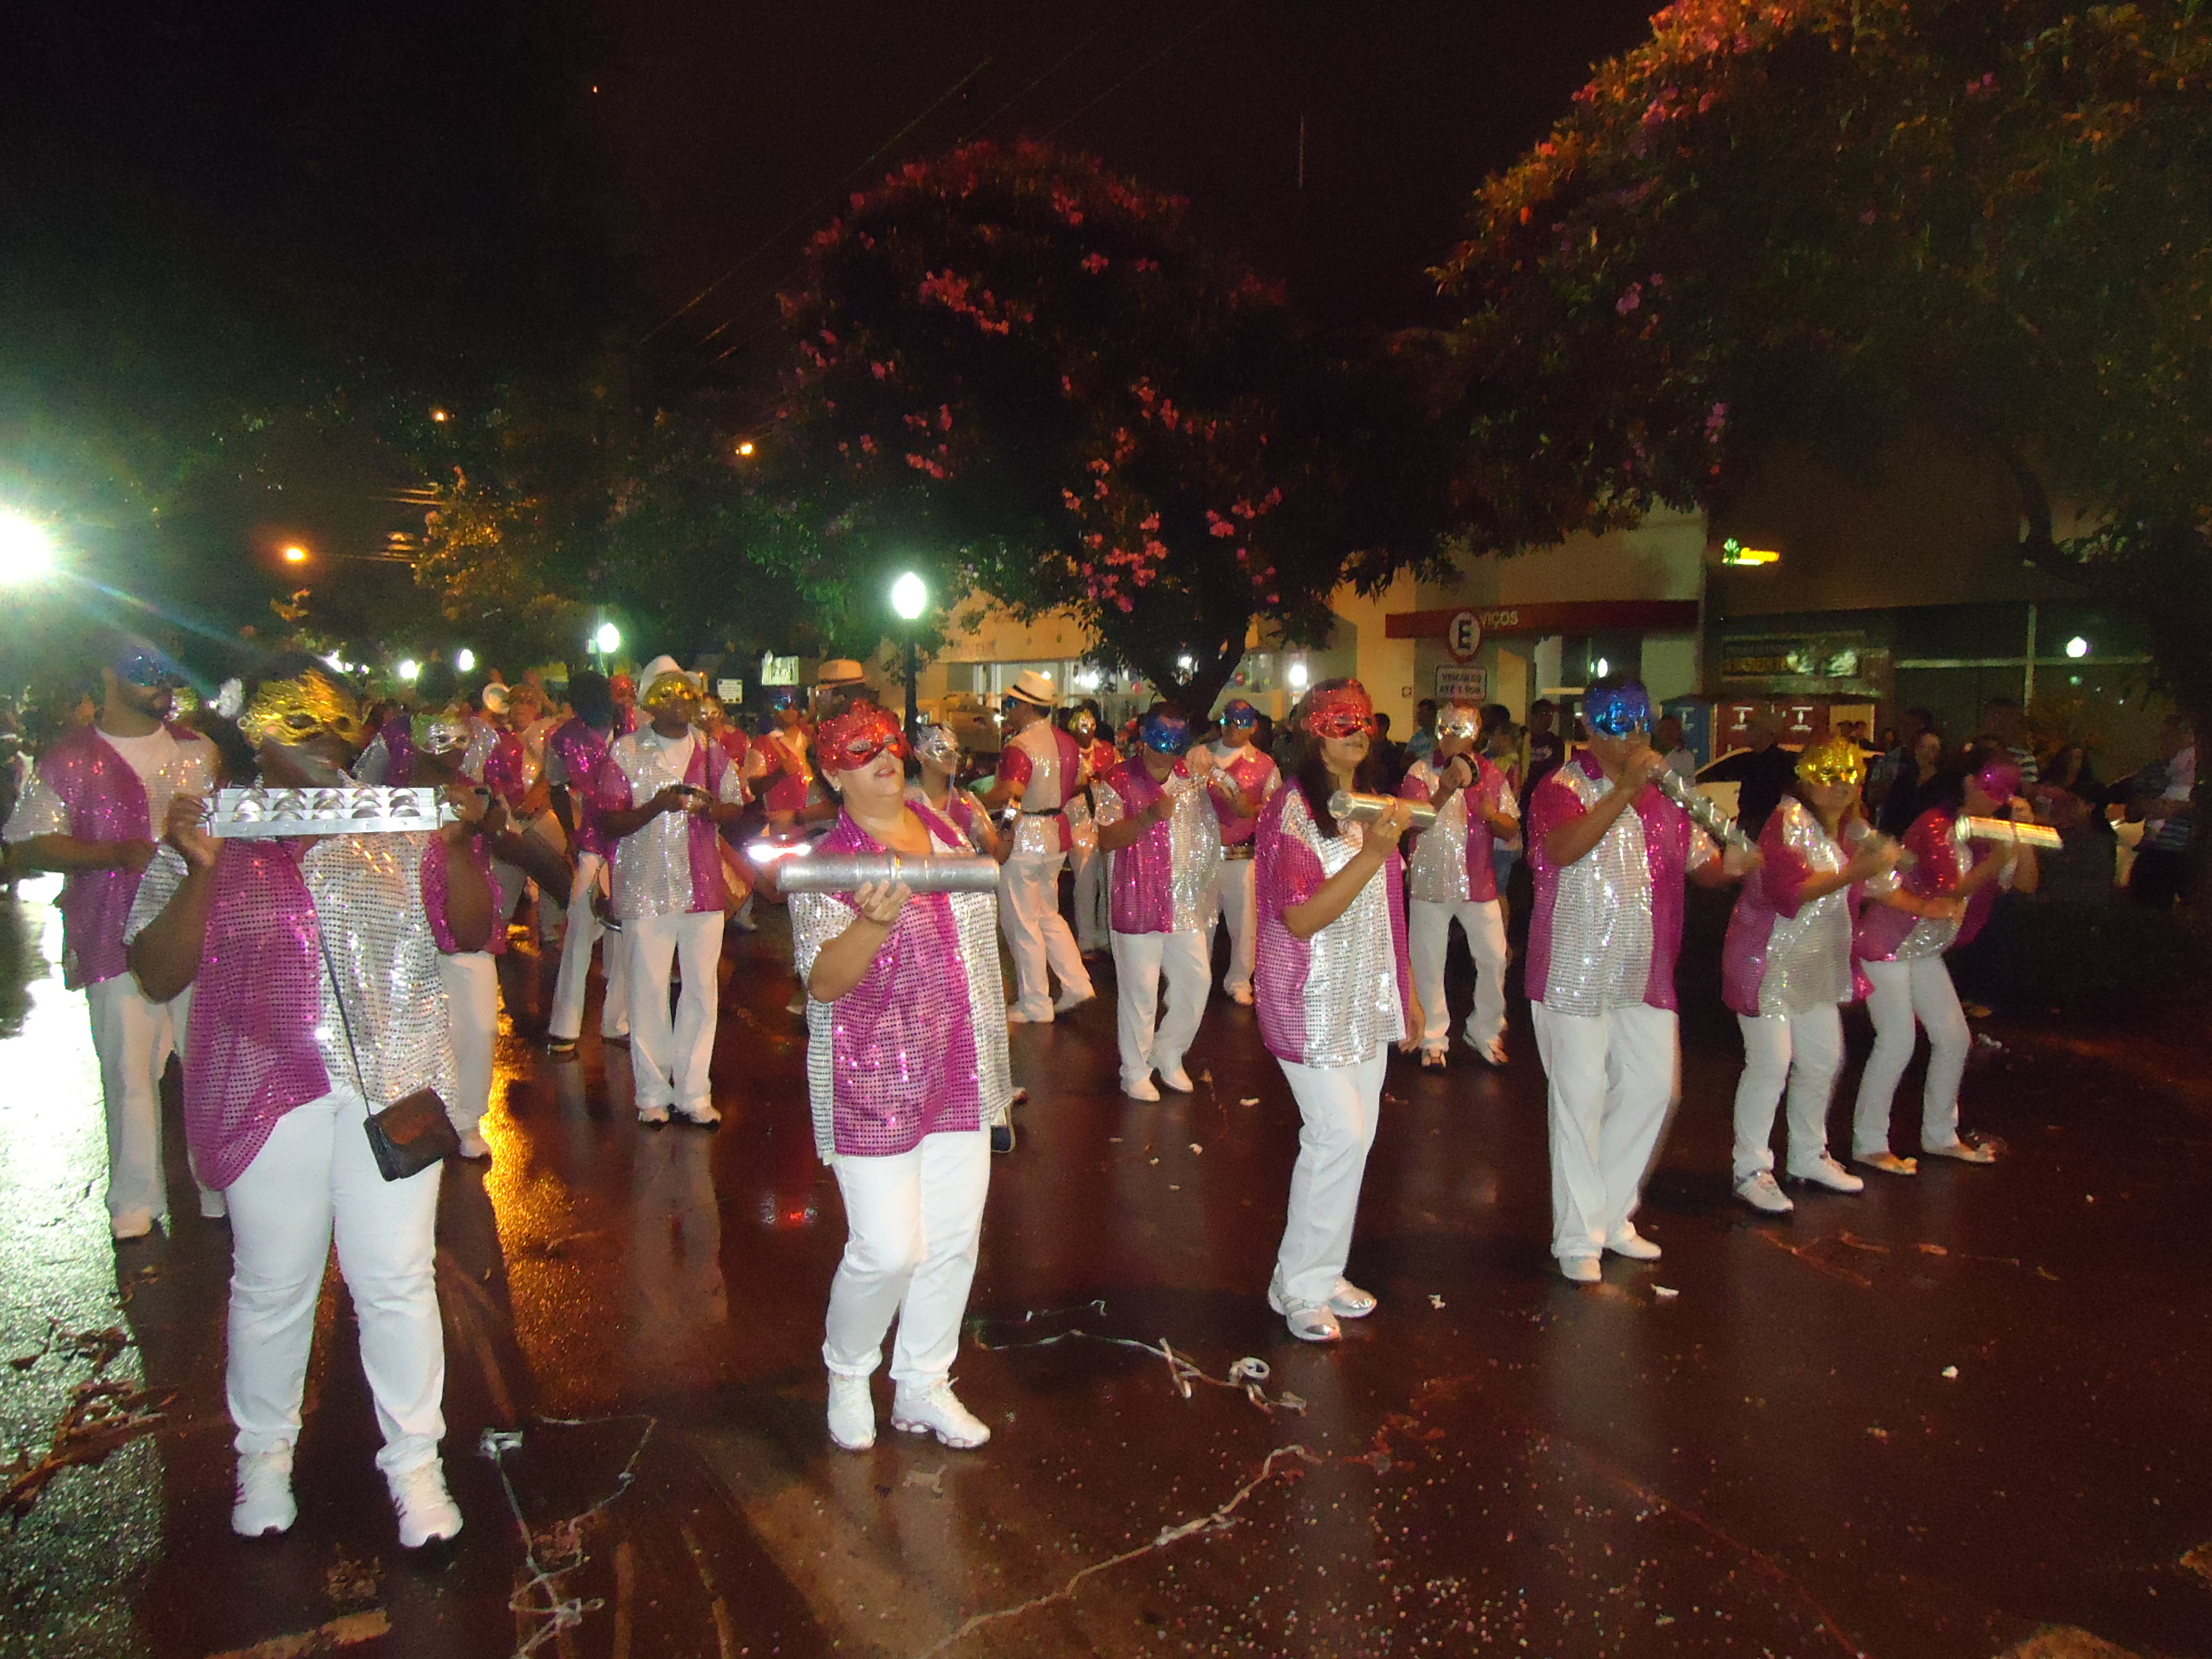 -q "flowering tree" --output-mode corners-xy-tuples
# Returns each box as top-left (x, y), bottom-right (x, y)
(1441, 0), (2212, 765)
(775, 141), (1450, 713)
